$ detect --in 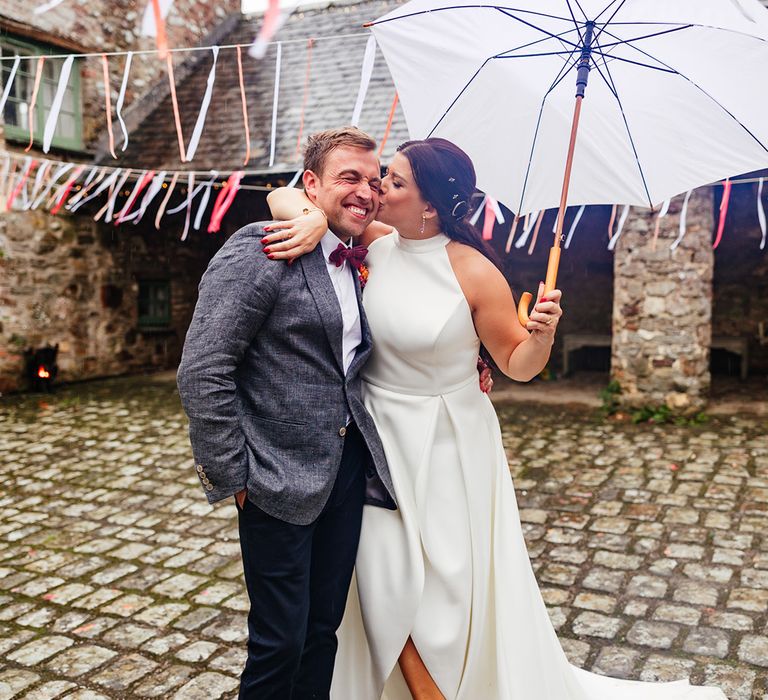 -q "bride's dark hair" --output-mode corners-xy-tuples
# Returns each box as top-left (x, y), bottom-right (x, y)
(396, 138), (502, 270)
